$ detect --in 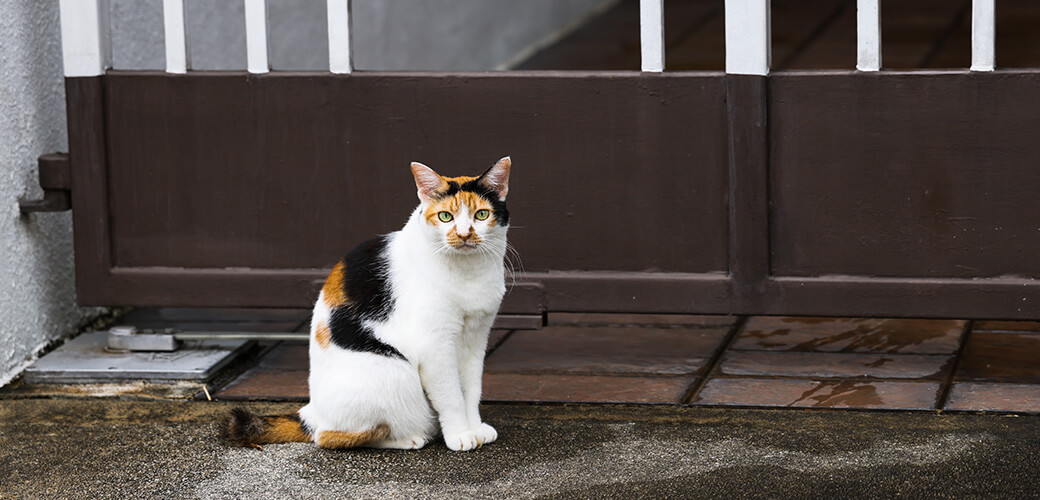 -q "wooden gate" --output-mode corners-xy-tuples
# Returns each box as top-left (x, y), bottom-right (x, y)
(44, 0), (1040, 319)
